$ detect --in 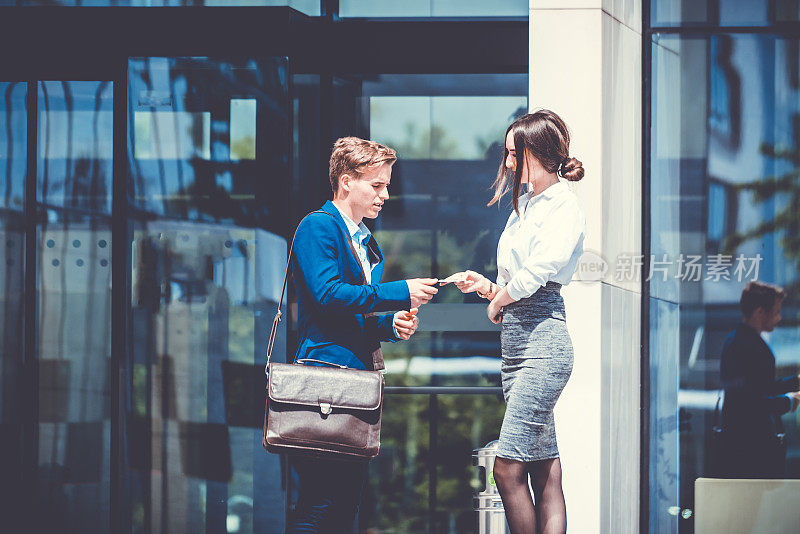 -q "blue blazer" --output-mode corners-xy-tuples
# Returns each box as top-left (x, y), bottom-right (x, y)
(291, 200), (411, 370)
